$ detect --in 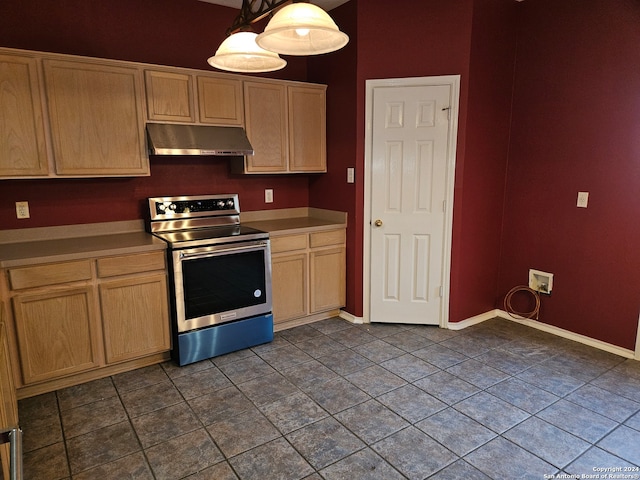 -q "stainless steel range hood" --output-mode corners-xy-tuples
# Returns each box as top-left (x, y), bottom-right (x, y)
(147, 123), (254, 156)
